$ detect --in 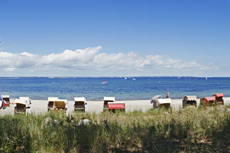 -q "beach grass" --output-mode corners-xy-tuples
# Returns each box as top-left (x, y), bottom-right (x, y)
(1, 106), (230, 152)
